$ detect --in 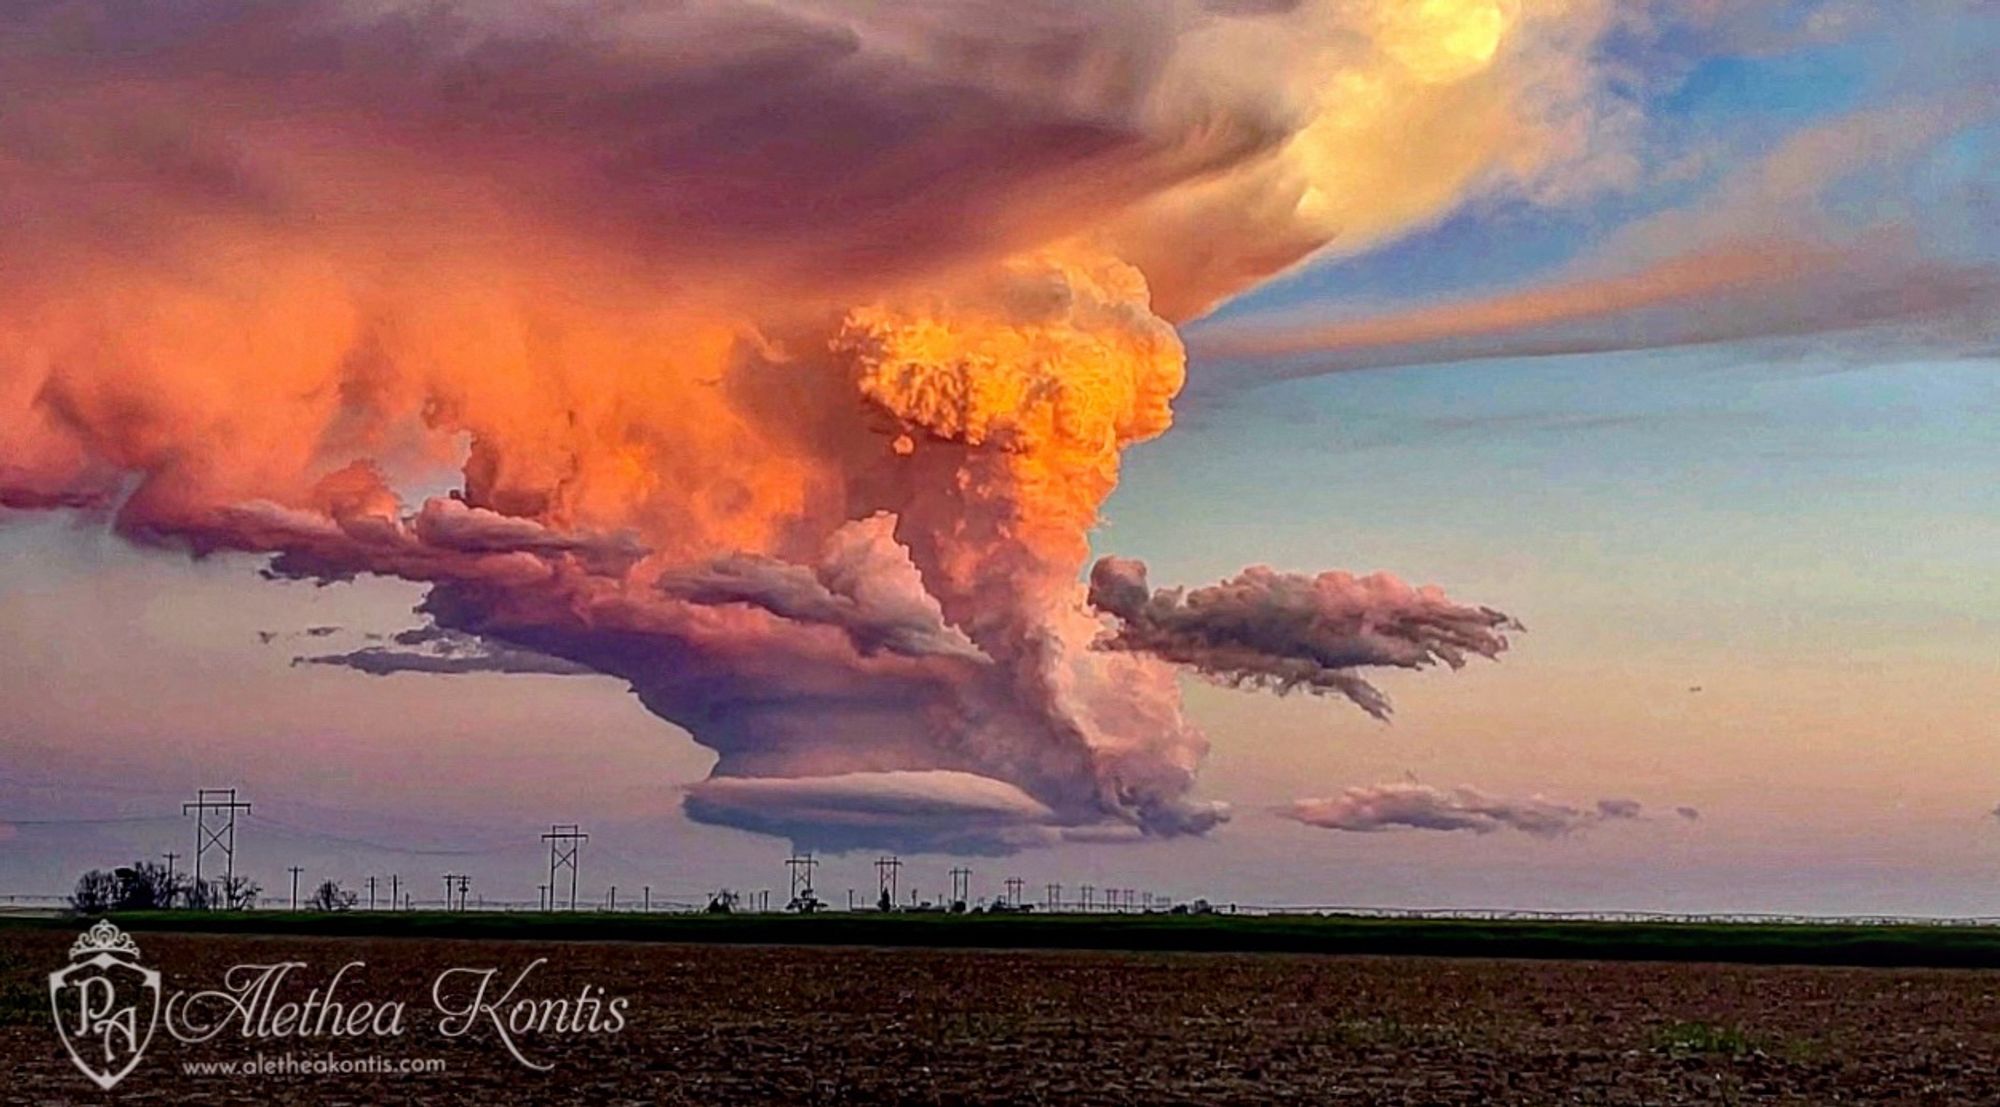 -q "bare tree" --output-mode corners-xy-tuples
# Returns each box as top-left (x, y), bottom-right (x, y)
(69, 870), (117, 914)
(308, 879), (359, 912)
(70, 861), (192, 913)
(186, 874), (262, 911)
